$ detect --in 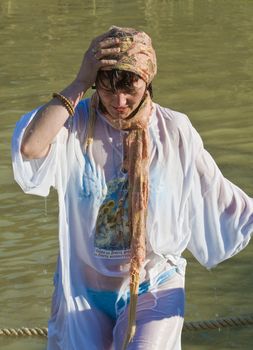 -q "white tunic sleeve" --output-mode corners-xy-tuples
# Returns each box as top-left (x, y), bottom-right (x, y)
(187, 128), (253, 268)
(11, 107), (67, 197)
